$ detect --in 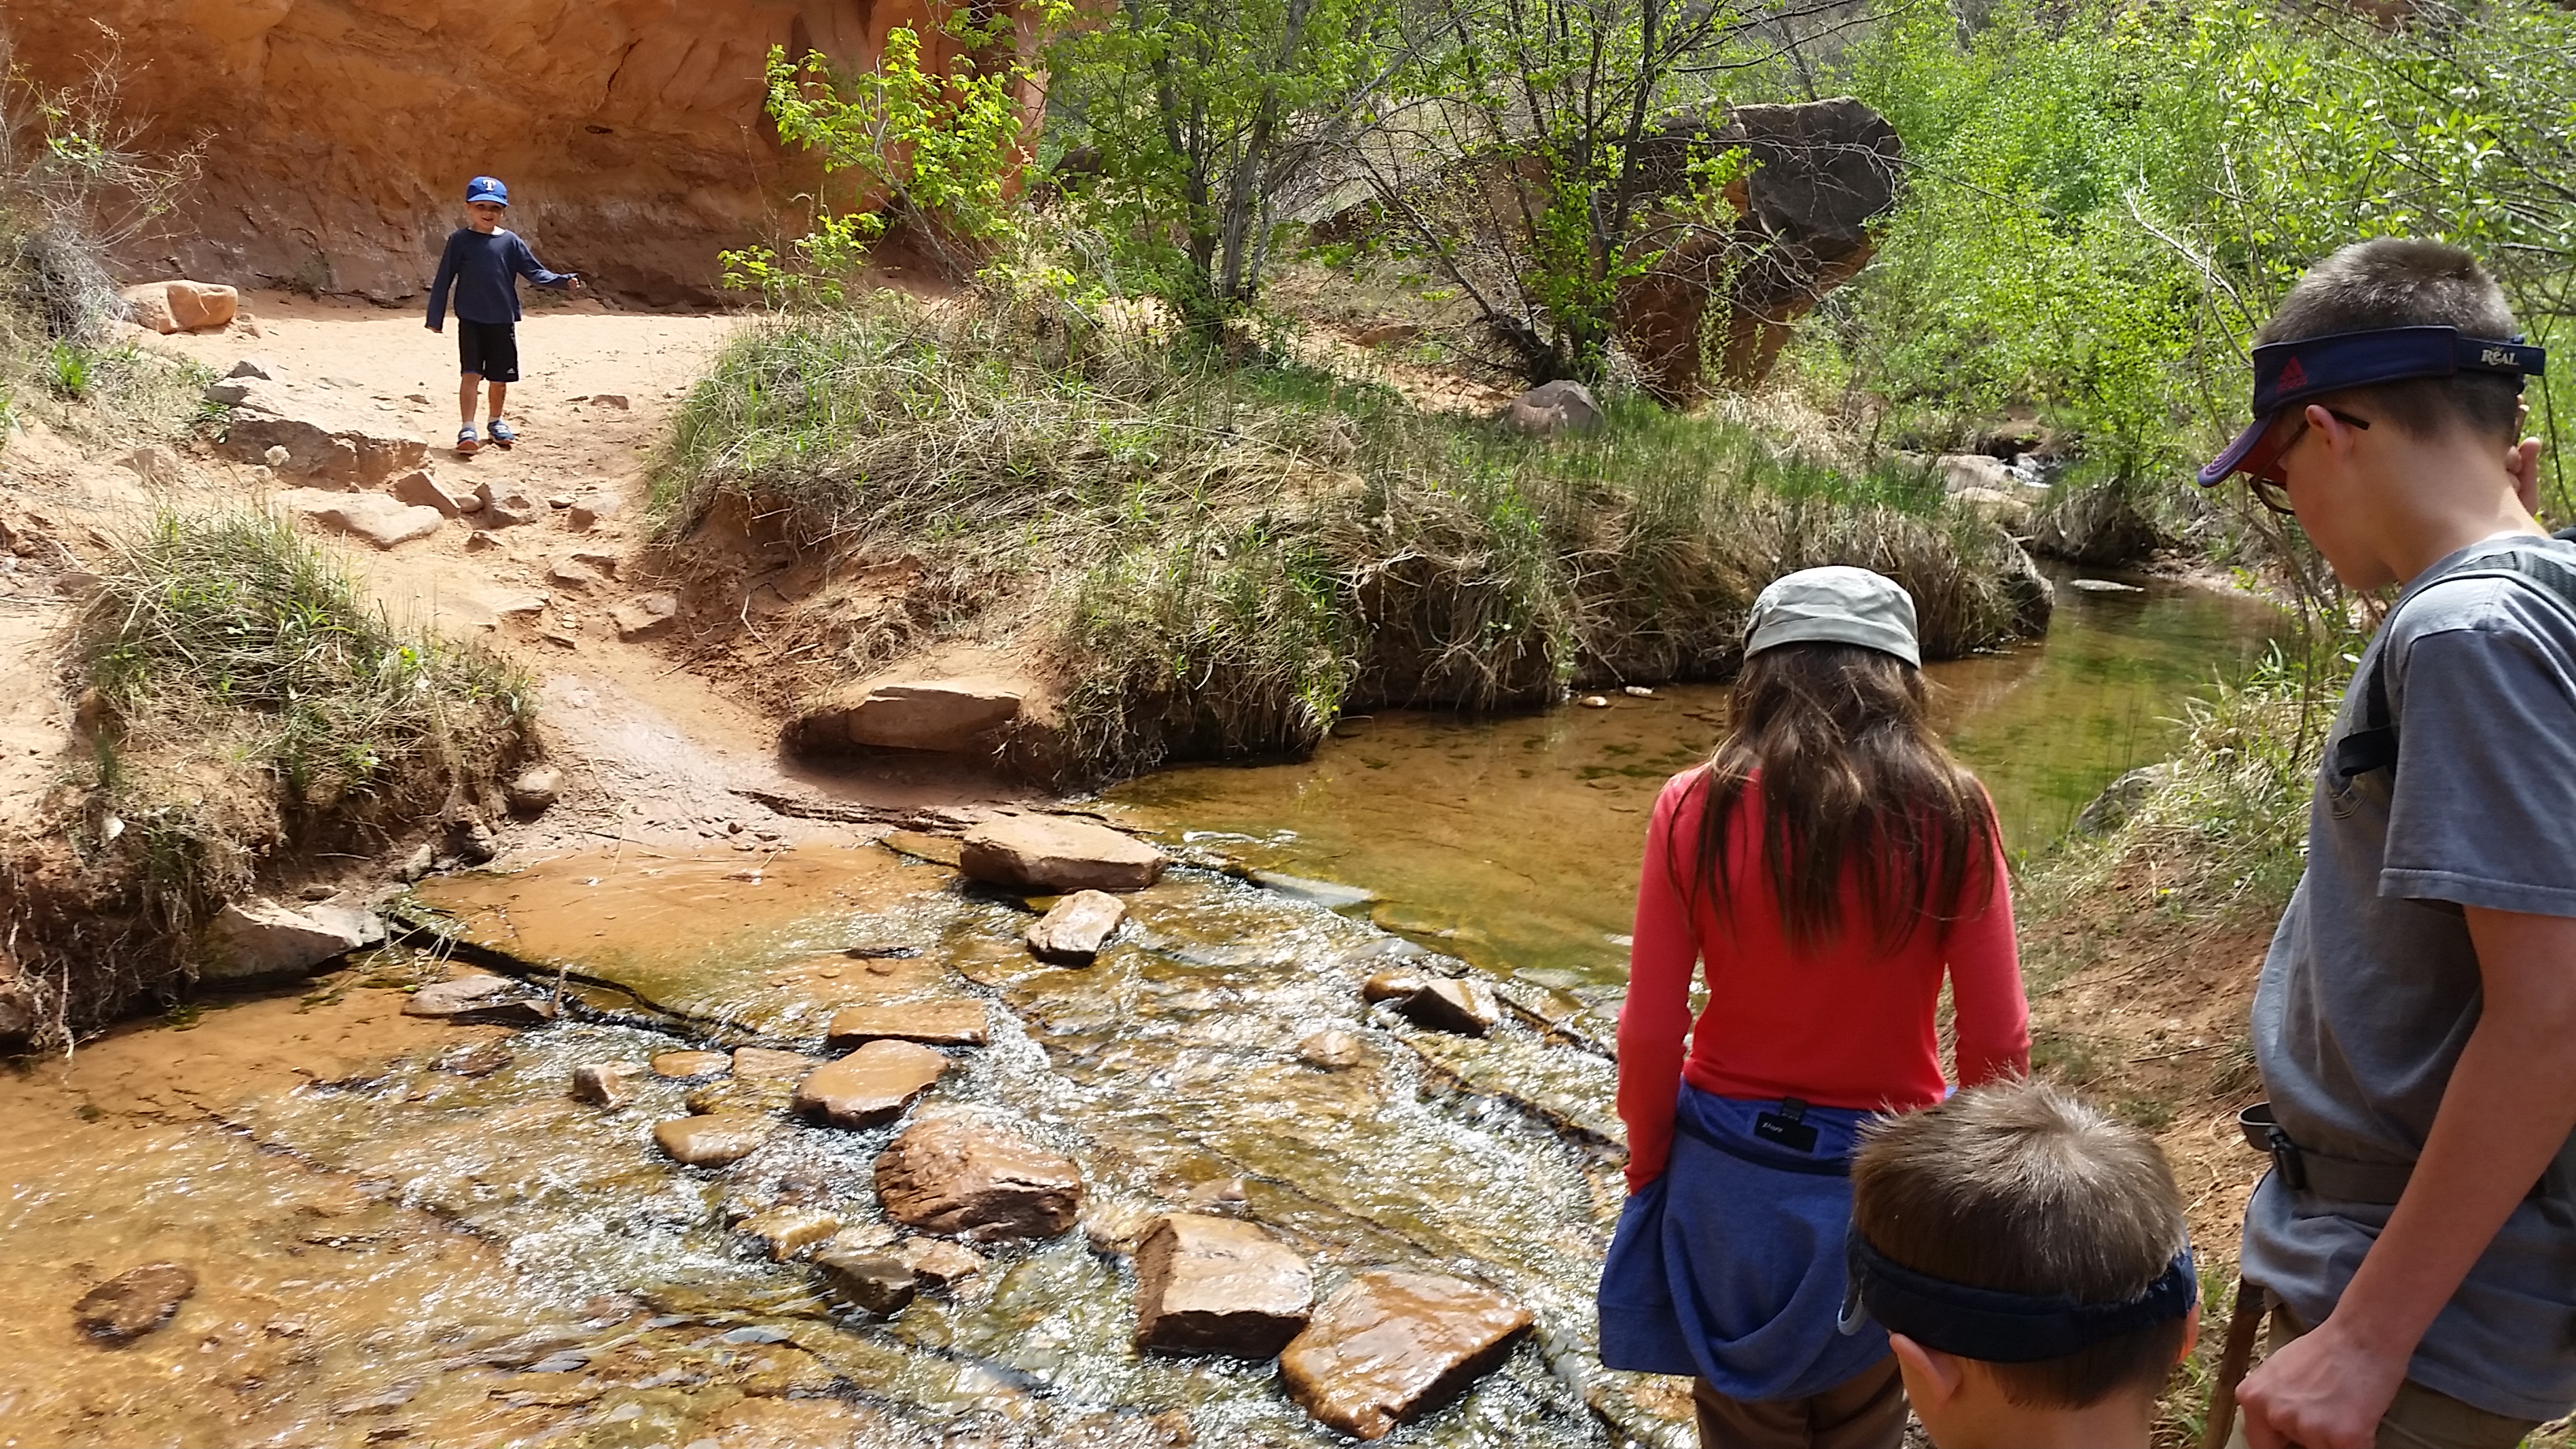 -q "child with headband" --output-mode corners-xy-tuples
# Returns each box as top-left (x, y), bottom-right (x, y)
(1845, 1080), (2198, 1449)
